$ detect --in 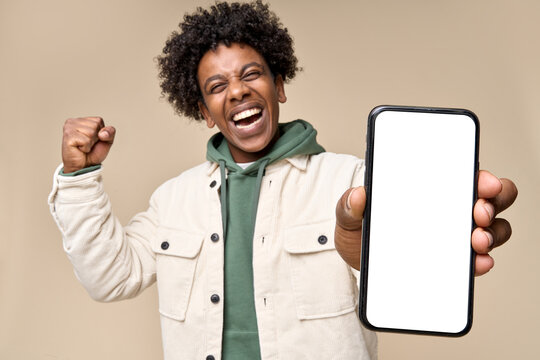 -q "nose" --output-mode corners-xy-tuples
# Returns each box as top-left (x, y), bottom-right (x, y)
(228, 77), (250, 101)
